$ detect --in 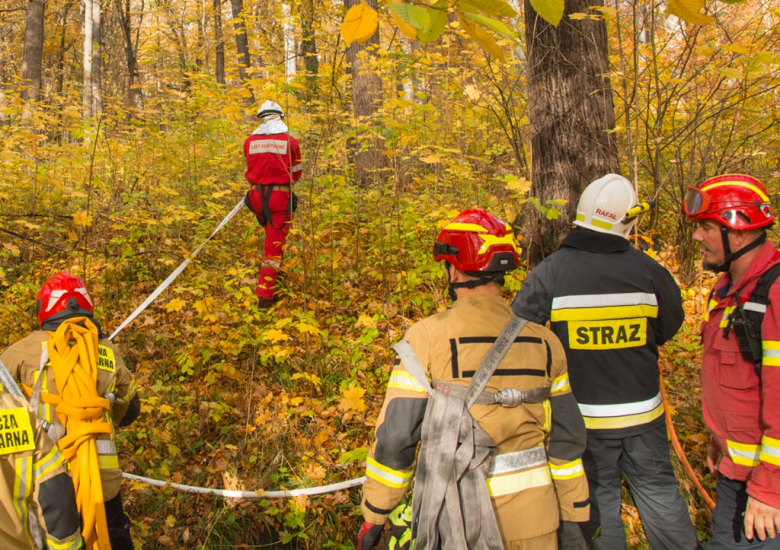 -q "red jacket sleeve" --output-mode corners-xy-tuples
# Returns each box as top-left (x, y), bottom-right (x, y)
(747, 278), (780, 509)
